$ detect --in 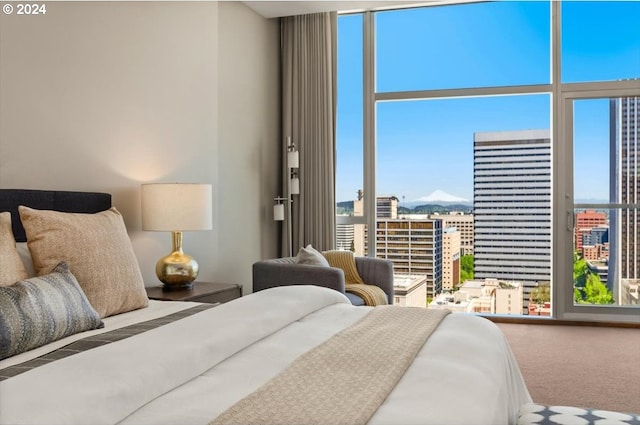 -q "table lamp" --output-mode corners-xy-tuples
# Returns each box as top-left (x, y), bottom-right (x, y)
(141, 183), (212, 290)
